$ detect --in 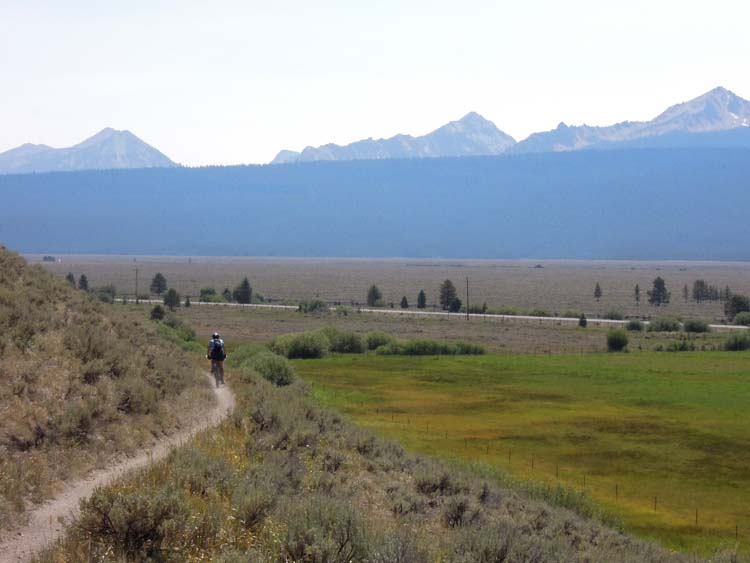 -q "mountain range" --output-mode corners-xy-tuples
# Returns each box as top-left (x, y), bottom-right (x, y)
(0, 128), (177, 174)
(272, 87), (750, 163)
